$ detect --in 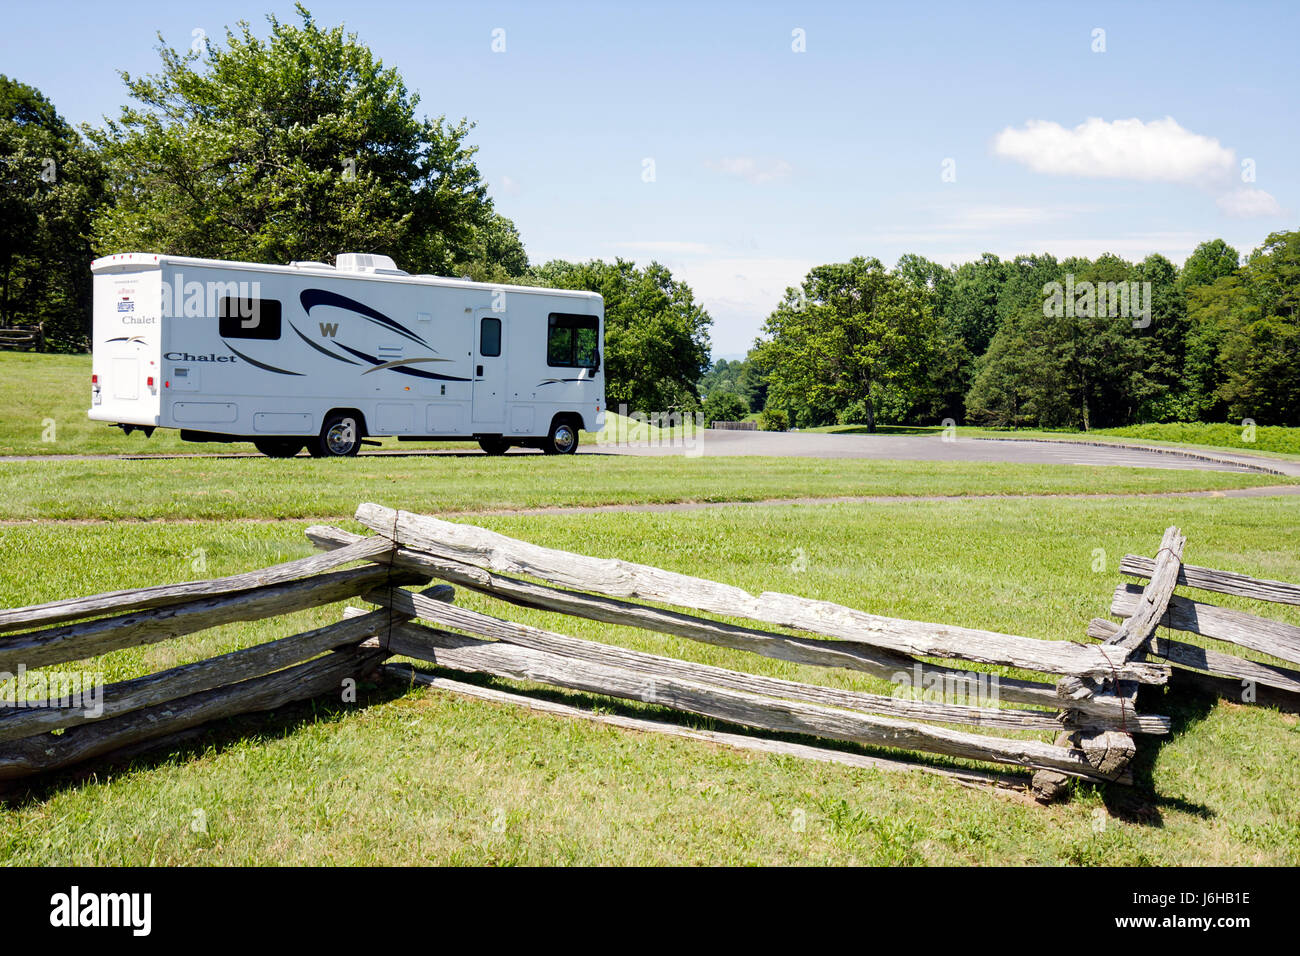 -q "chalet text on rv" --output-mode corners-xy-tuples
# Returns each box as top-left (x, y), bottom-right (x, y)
(89, 252), (605, 457)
